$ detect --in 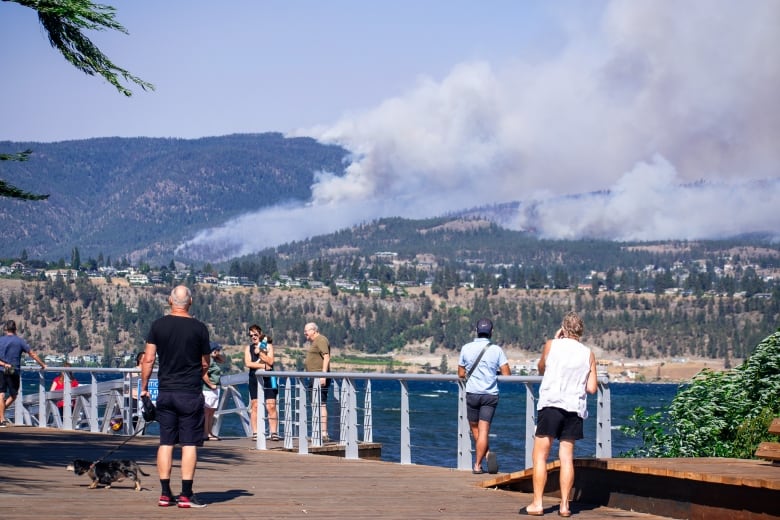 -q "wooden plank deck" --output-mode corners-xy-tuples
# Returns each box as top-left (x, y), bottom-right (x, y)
(479, 457), (780, 520)
(1, 427), (670, 519)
